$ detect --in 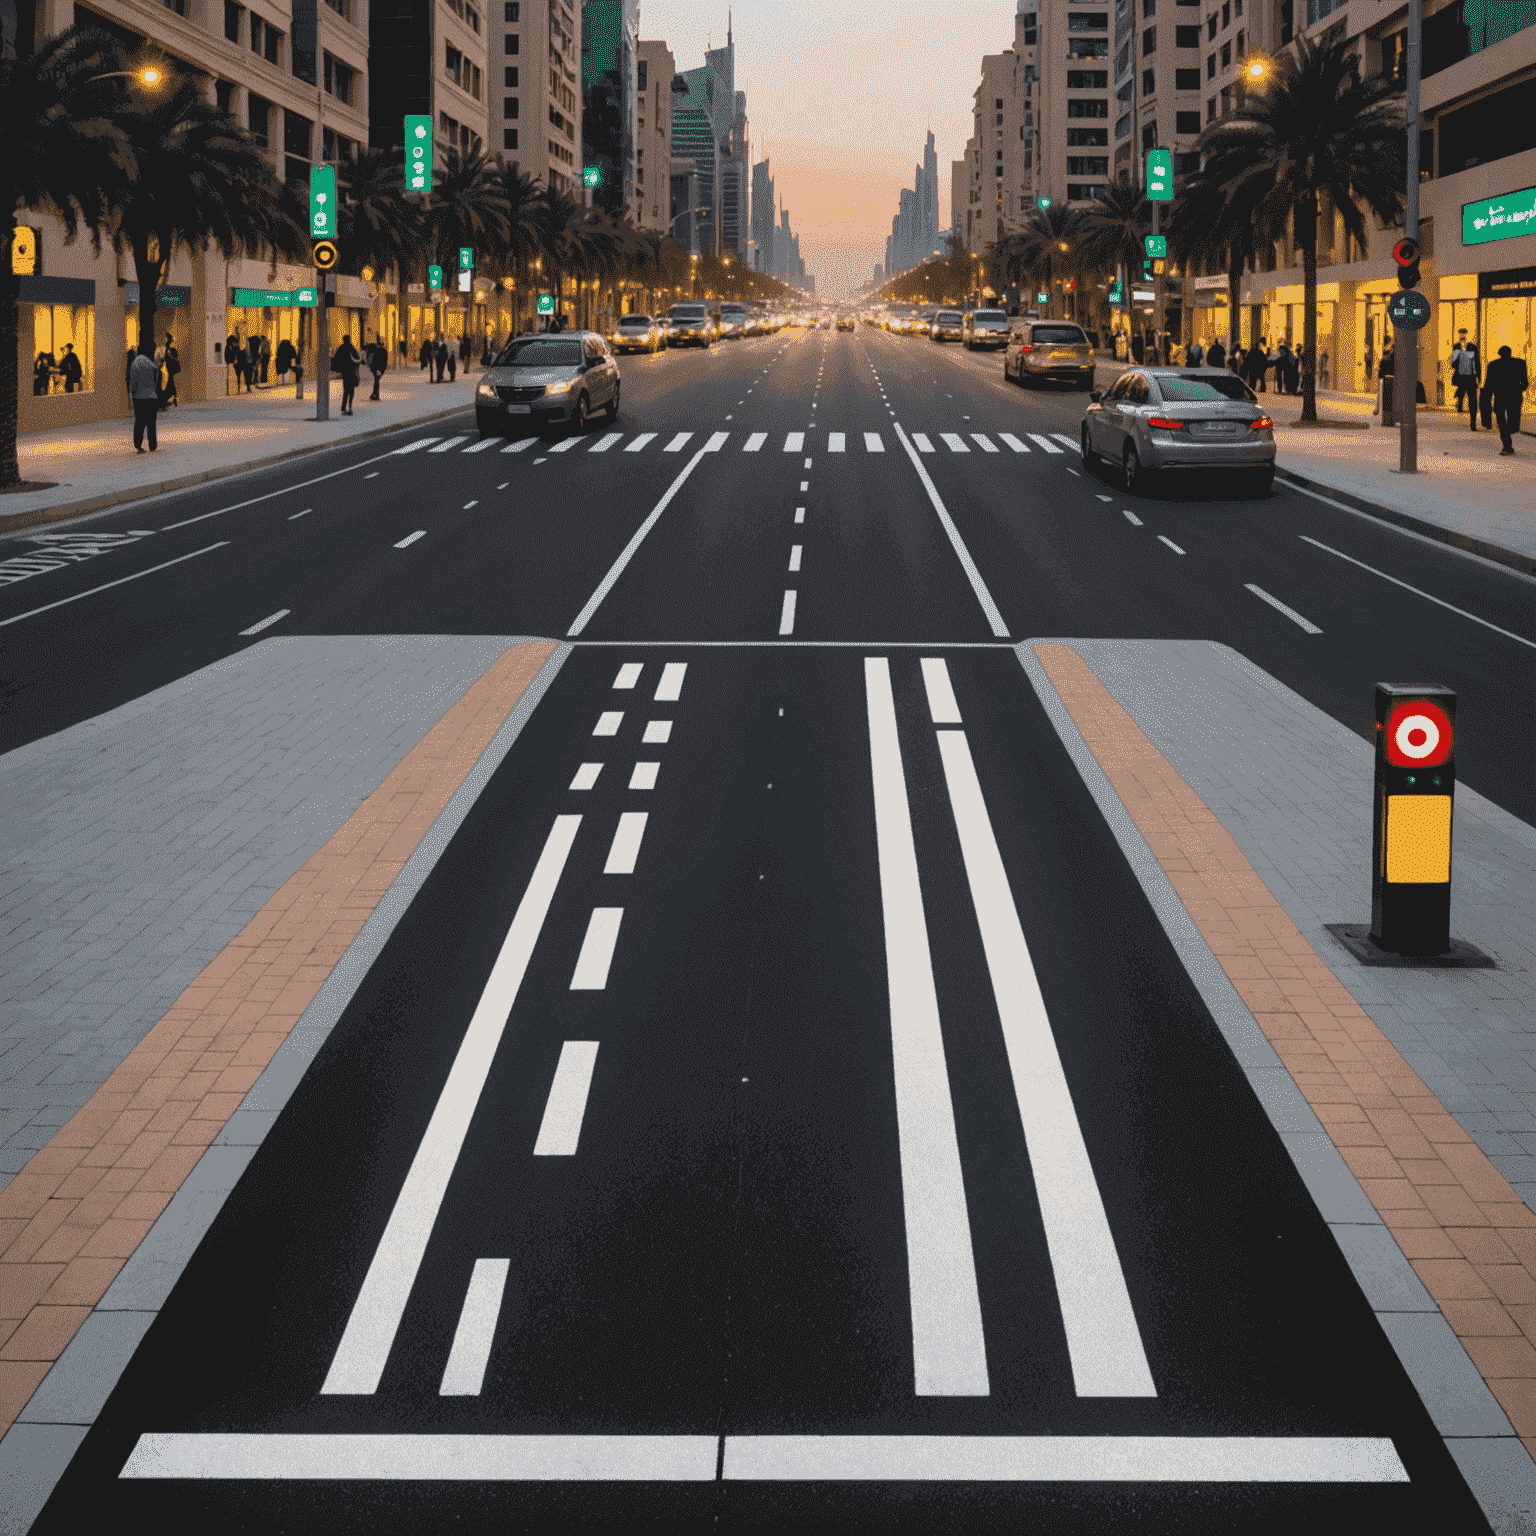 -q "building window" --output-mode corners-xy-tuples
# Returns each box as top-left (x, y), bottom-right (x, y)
(1143, 67), (1155, 92)
(1207, 96), (1216, 119)
(1142, 25), (1156, 52)
(637, 59), (647, 90)
(1068, 69), (1109, 86)
(504, 128), (518, 149)
(1068, 97), (1110, 116)
(1143, 0), (1155, 12)
(1023, 14), (1036, 42)
(324, 53), (355, 103)
(224, 0), (242, 41)
(1207, 13), (1218, 37)
(1068, 155), (1110, 173)
(1175, 66), (1199, 86)
(1176, 109), (1201, 132)
(504, 95), (518, 117)
(1305, 0), (1333, 22)
(32, 304), (94, 395)
(1219, 84), (1232, 114)
(1236, 29), (1245, 54)
(1068, 126), (1109, 144)
(1067, 12), (1110, 29)
(283, 108), (310, 182)
(1142, 122), (1156, 150)
(1279, 0), (1293, 41)
(1115, 110), (1134, 138)
(505, 66), (518, 85)
(466, 4), (480, 32)
(1221, 40), (1230, 67)
(323, 0), (349, 15)
(248, 93), (272, 145)
(1221, 0), (1230, 24)
(1207, 52), (1216, 76)
(996, 96), (1004, 108)
(446, 44), (462, 85)
(504, 0), (518, 15)
(1067, 183), (1103, 200)
(506, 30), (518, 52)
(1175, 23), (1200, 44)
